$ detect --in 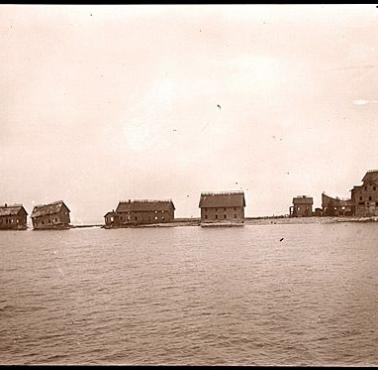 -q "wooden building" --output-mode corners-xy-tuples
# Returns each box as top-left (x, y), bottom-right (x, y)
(321, 192), (352, 216)
(351, 170), (378, 217)
(198, 191), (246, 224)
(31, 201), (71, 230)
(289, 196), (313, 217)
(0, 204), (28, 230)
(104, 199), (175, 227)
